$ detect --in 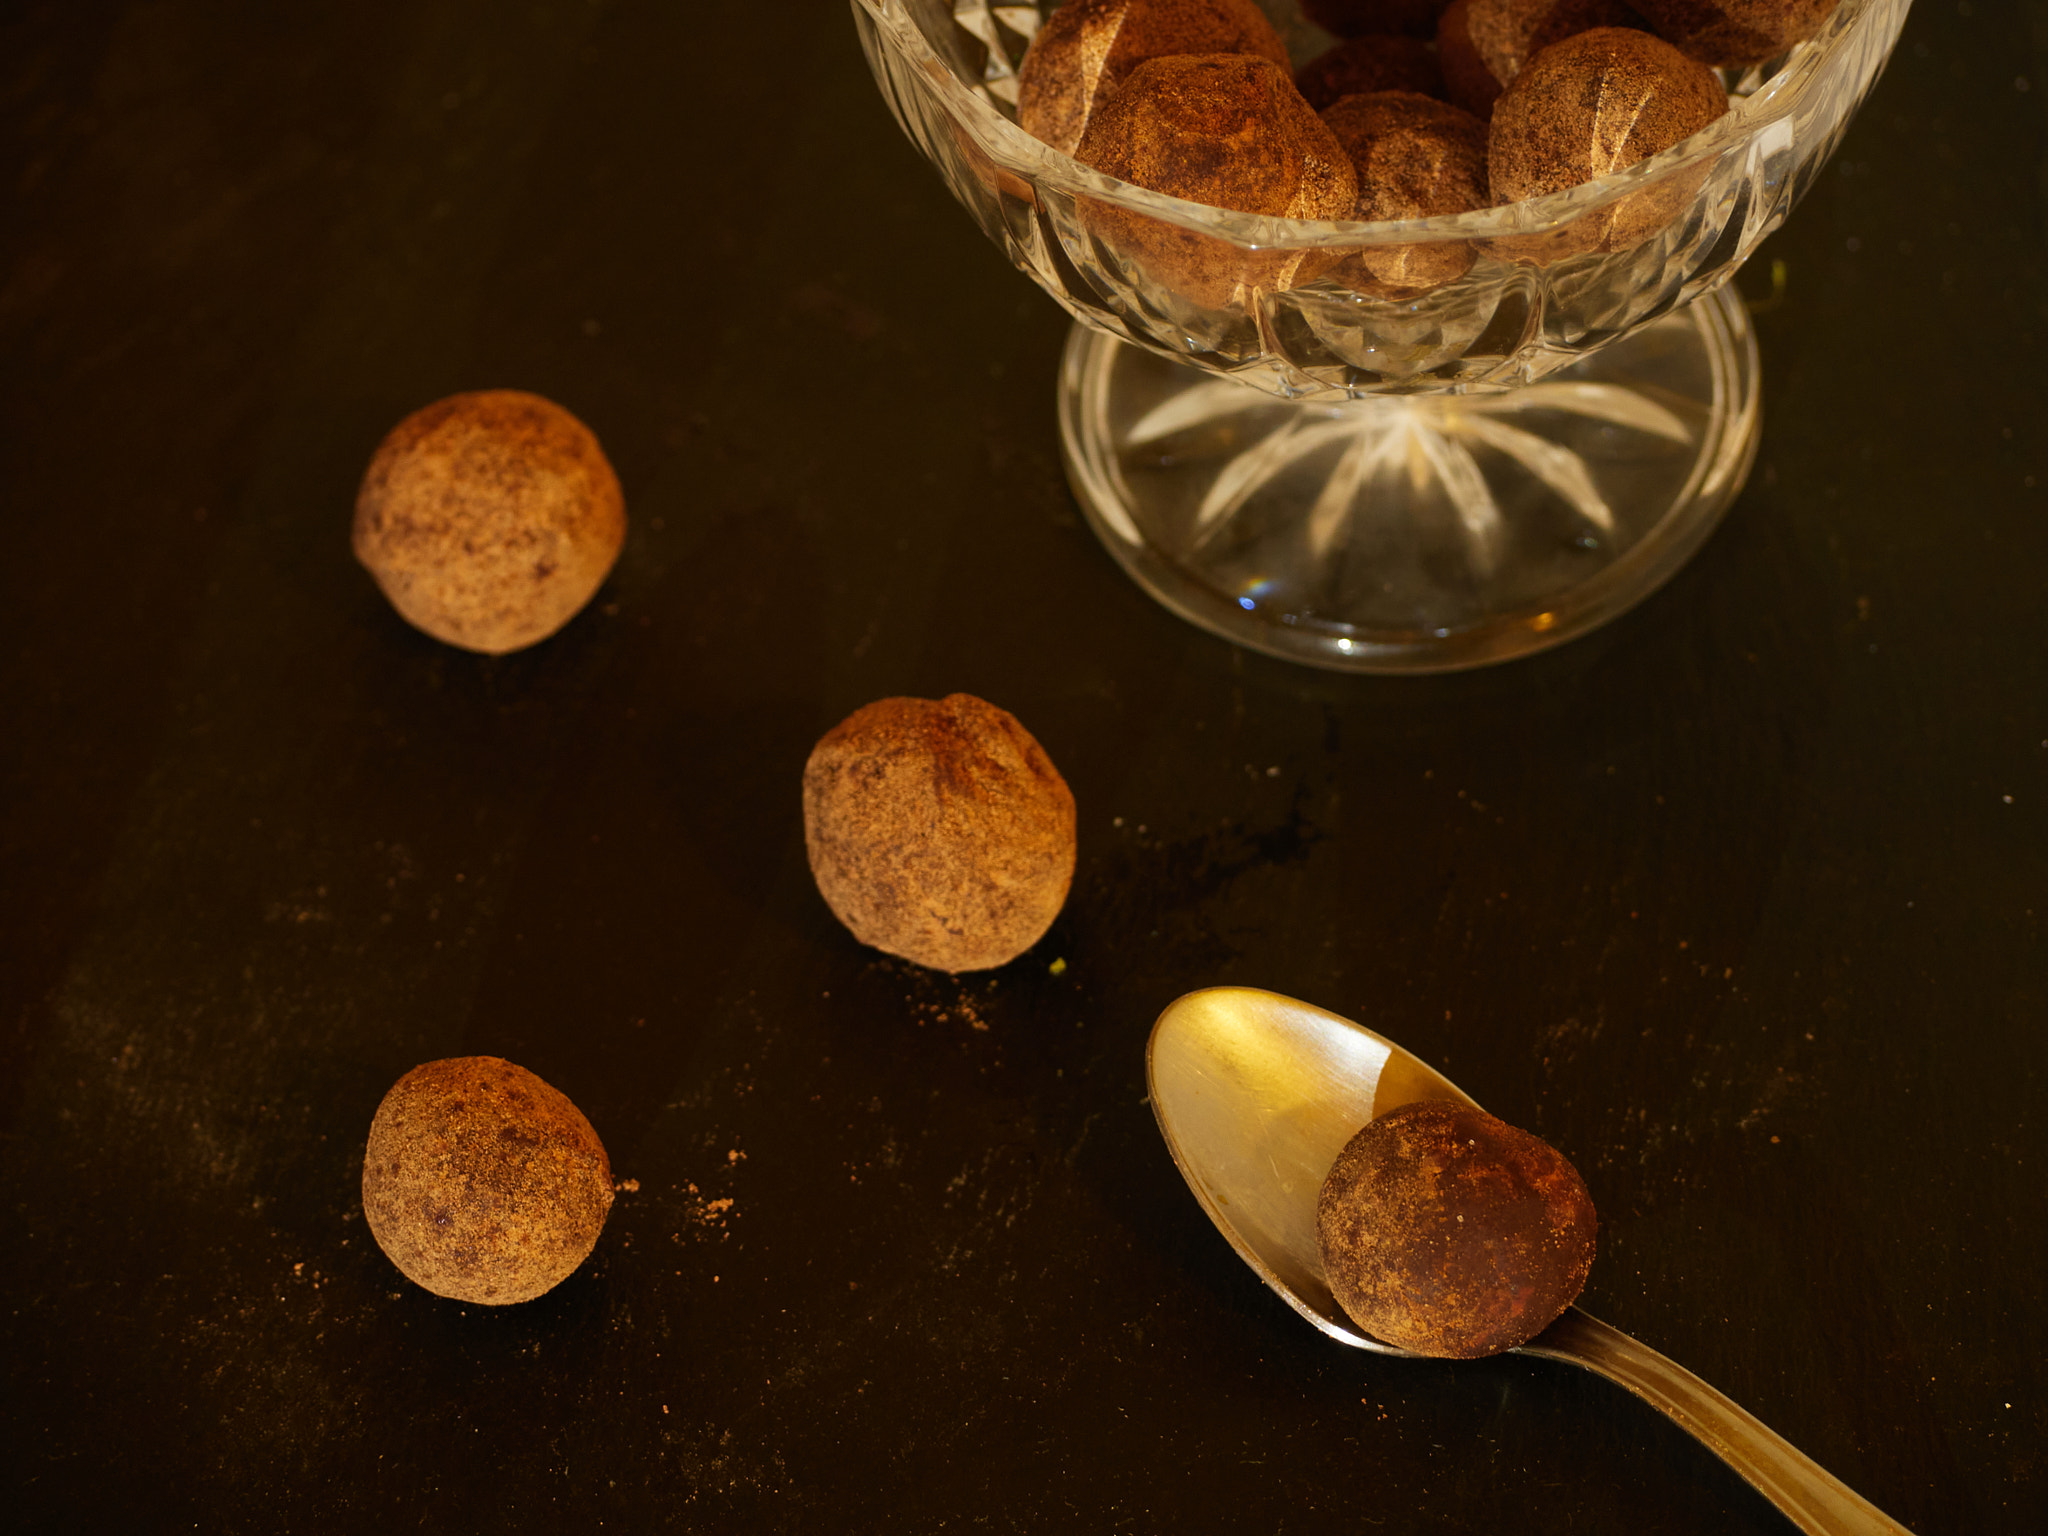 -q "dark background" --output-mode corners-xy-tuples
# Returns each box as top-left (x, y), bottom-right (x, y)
(2, 1), (2040, 1531)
